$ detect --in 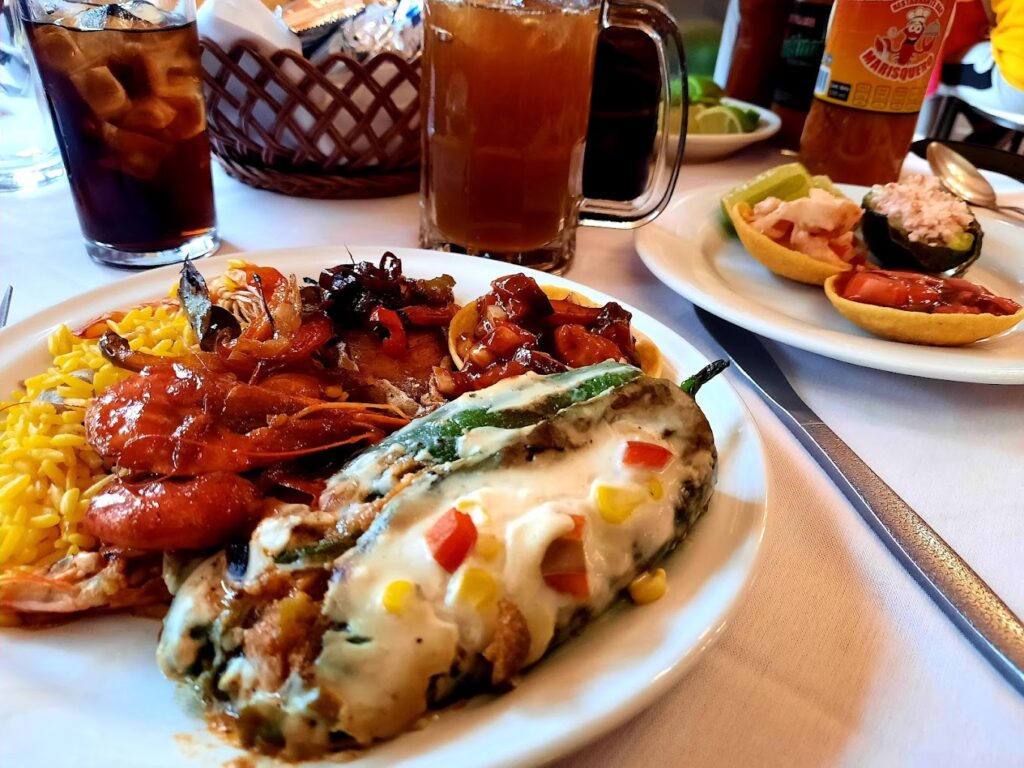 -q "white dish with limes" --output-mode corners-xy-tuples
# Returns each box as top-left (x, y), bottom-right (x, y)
(679, 98), (780, 163)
